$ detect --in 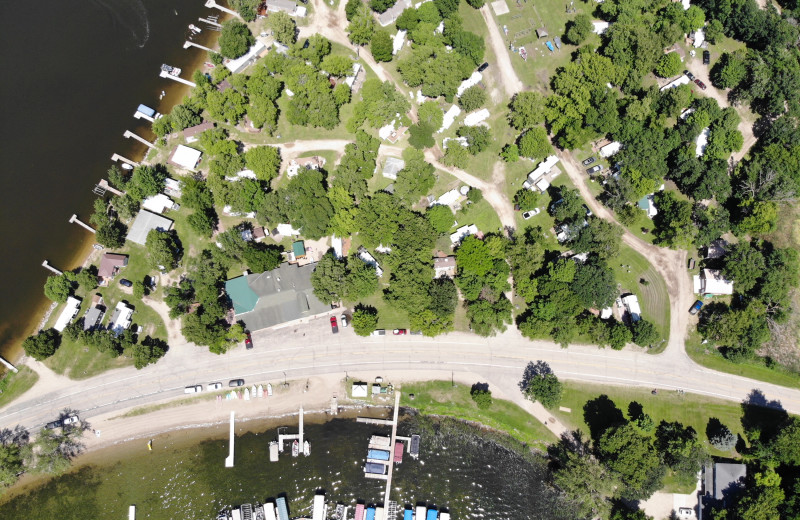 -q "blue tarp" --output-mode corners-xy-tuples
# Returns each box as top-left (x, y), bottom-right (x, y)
(545, 41), (554, 52)
(404, 510), (413, 520)
(366, 507), (376, 520)
(368, 449), (391, 461)
(137, 104), (156, 117)
(426, 509), (438, 520)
